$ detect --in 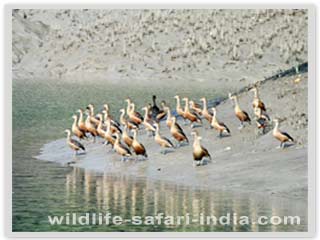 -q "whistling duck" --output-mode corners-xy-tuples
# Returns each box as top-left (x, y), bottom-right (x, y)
(96, 114), (106, 138)
(211, 108), (231, 137)
(163, 106), (173, 128)
(86, 104), (100, 125)
(141, 107), (156, 136)
(126, 100), (143, 125)
(131, 129), (148, 159)
(85, 111), (98, 141)
(182, 97), (202, 128)
(200, 97), (213, 124)
(170, 116), (189, 147)
(104, 119), (116, 147)
(173, 95), (185, 120)
(189, 100), (202, 116)
(103, 103), (121, 128)
(71, 114), (87, 140)
(250, 86), (266, 112)
(272, 119), (294, 148)
(191, 131), (211, 166)
(102, 110), (122, 134)
(64, 129), (85, 155)
(77, 109), (88, 134)
(254, 107), (269, 134)
(154, 123), (174, 154)
(119, 108), (139, 130)
(122, 124), (133, 148)
(229, 93), (251, 129)
(151, 95), (160, 120)
(114, 133), (132, 161)
(155, 101), (167, 122)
